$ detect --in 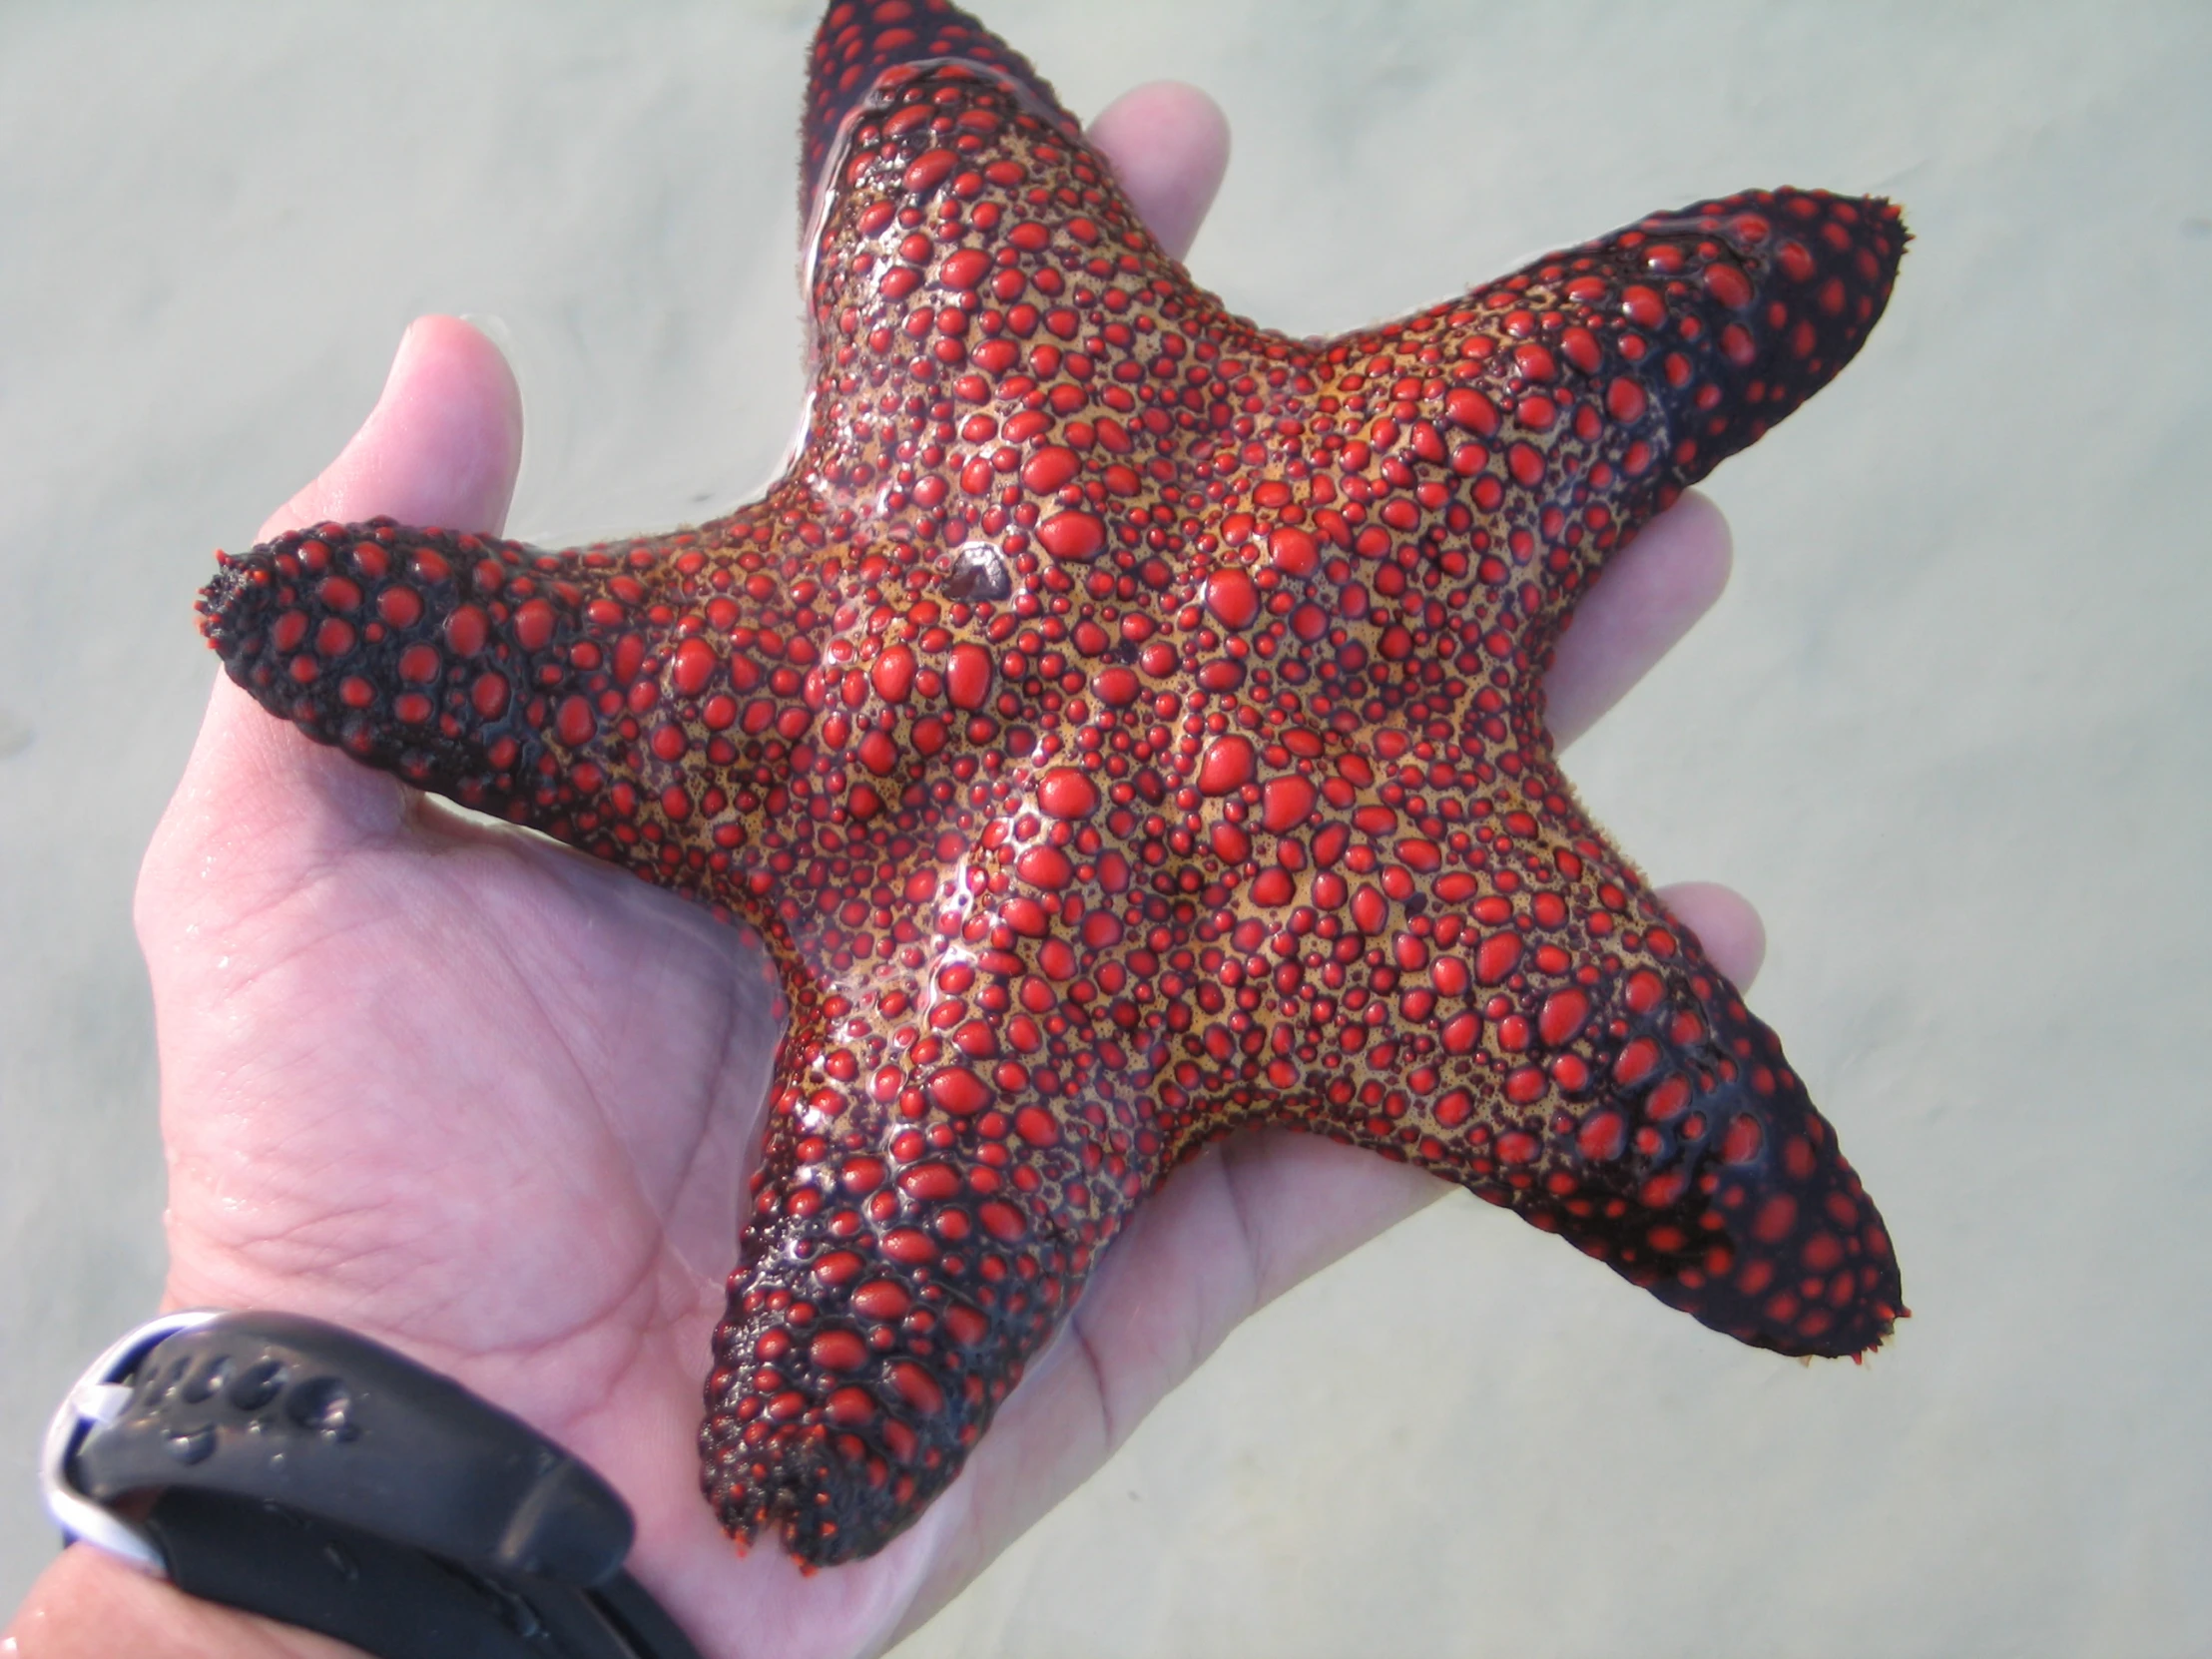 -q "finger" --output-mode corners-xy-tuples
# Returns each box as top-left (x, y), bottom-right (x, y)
(1088, 82), (1232, 262)
(1654, 878), (1766, 989)
(259, 313), (523, 541)
(1544, 489), (1733, 750)
(141, 317), (526, 923)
